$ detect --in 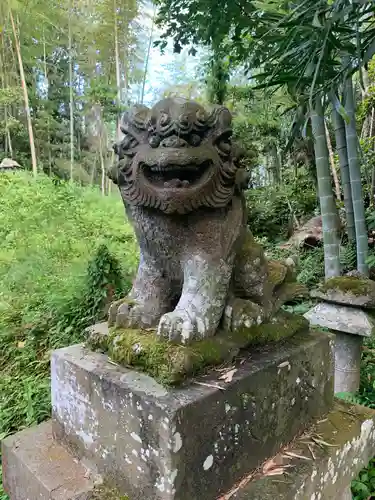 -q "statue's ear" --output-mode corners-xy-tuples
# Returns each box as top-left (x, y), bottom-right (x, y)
(120, 104), (150, 134)
(235, 168), (250, 191)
